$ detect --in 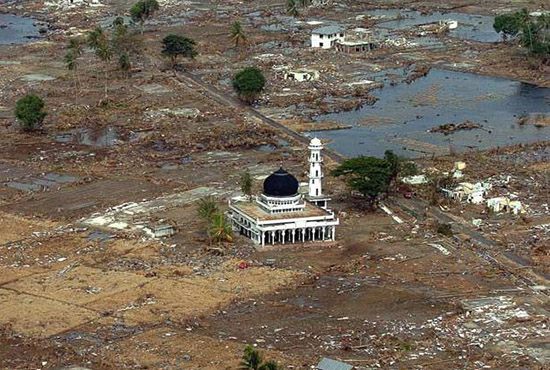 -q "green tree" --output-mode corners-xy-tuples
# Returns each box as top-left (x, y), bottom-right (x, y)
(87, 26), (112, 97)
(332, 156), (392, 206)
(384, 150), (417, 192)
(64, 37), (83, 94)
(240, 345), (263, 370)
(161, 34), (197, 69)
(493, 10), (527, 40)
(240, 345), (280, 370)
(208, 212), (233, 244)
(197, 196), (219, 221)
(436, 222), (453, 237)
(259, 361), (280, 370)
(15, 94), (46, 132)
(230, 21), (247, 48)
(88, 26), (112, 62)
(287, 0), (299, 17)
(494, 9), (549, 59)
(232, 67), (266, 103)
(111, 17), (129, 51)
(130, 0), (160, 34)
(240, 171), (253, 200)
(111, 17), (142, 76)
(118, 52), (131, 76)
